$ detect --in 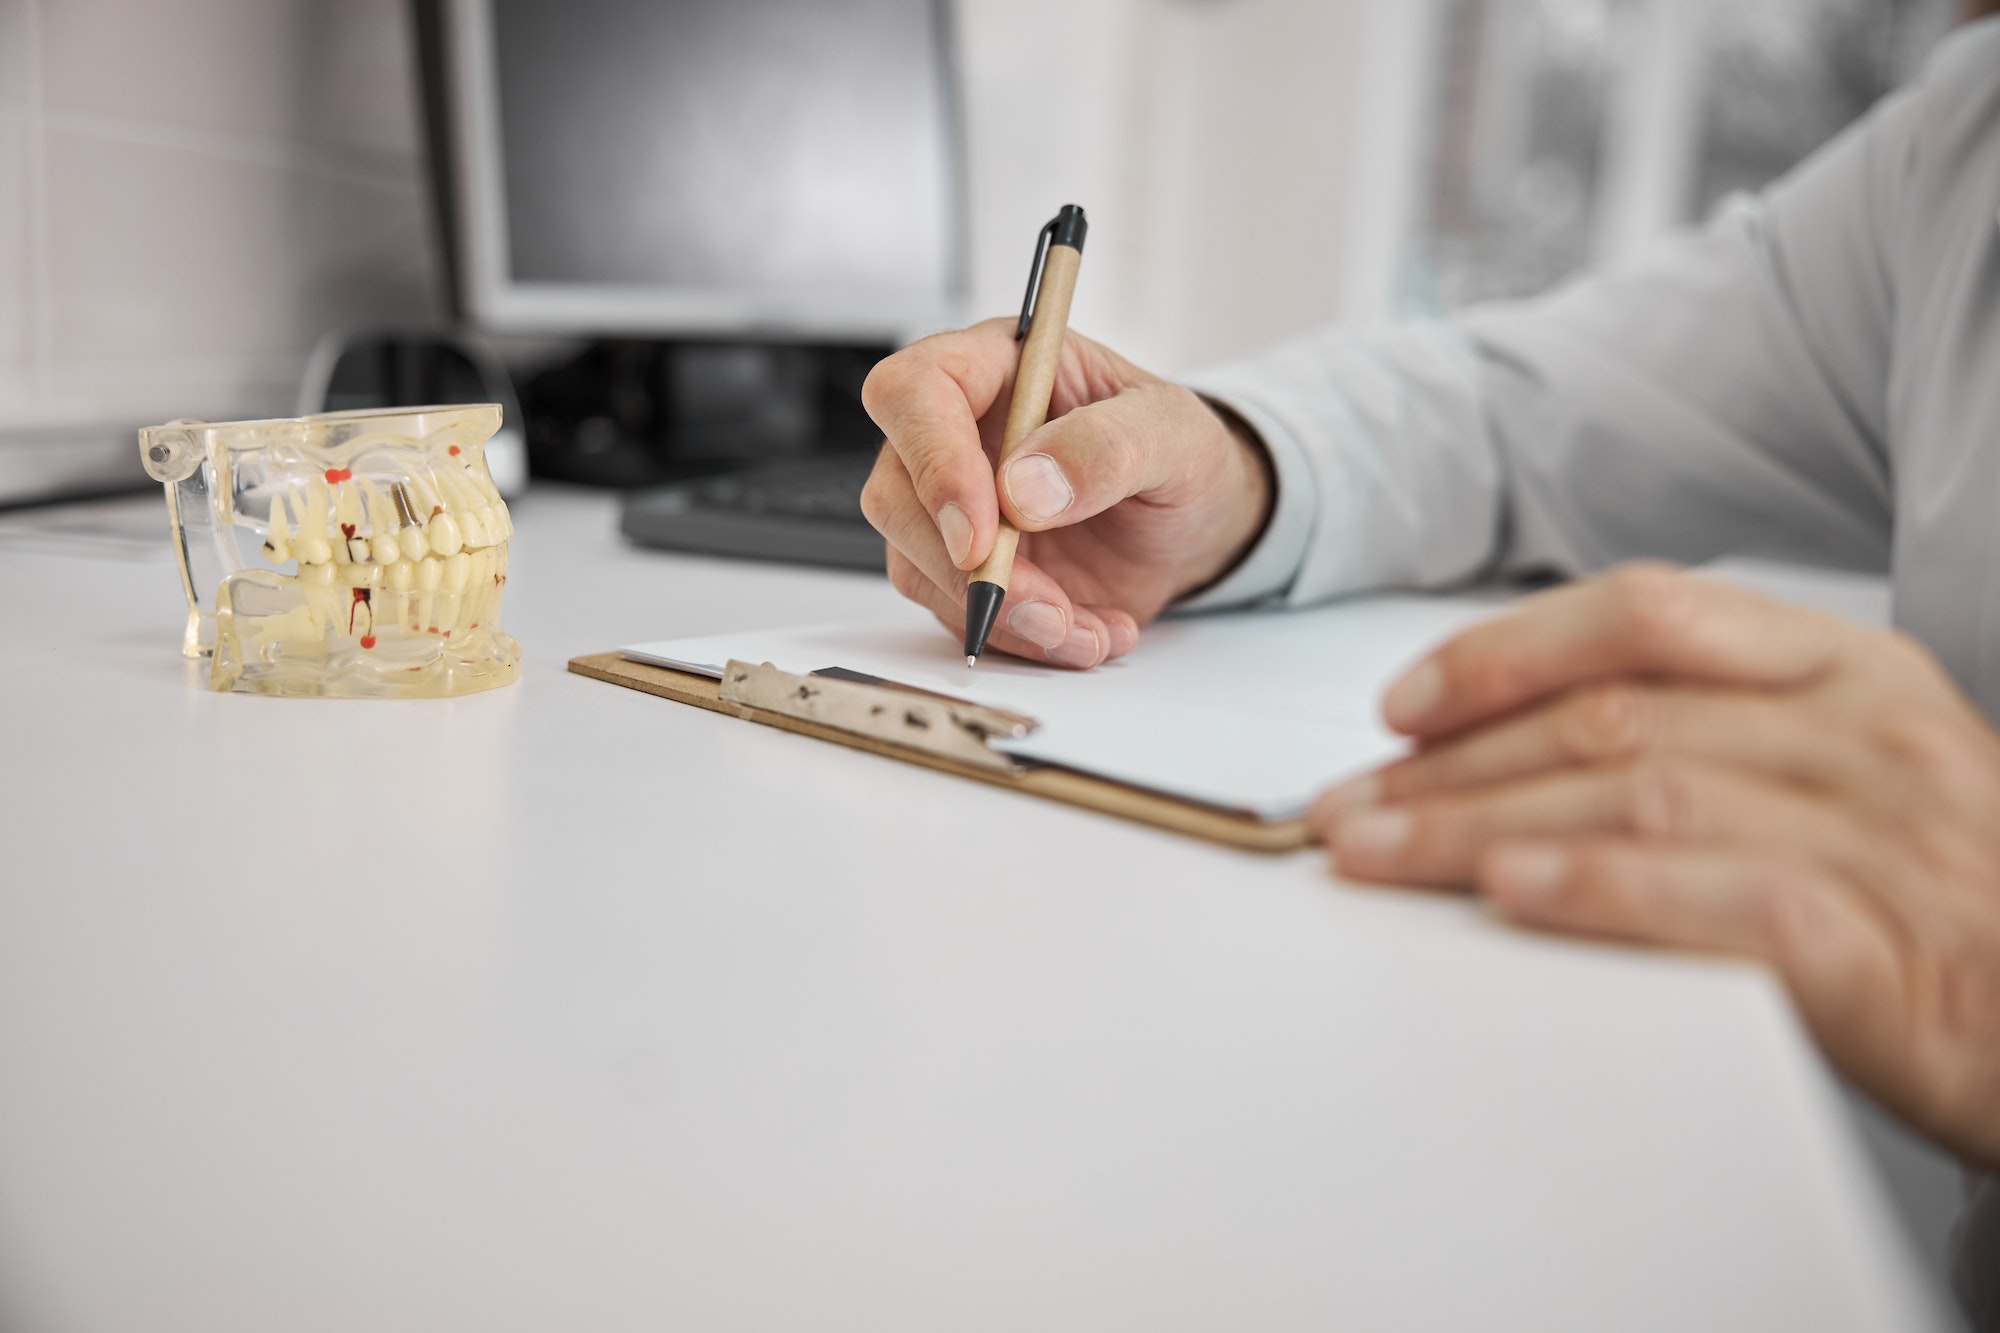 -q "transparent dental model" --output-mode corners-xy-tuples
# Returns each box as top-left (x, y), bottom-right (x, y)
(138, 404), (521, 698)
